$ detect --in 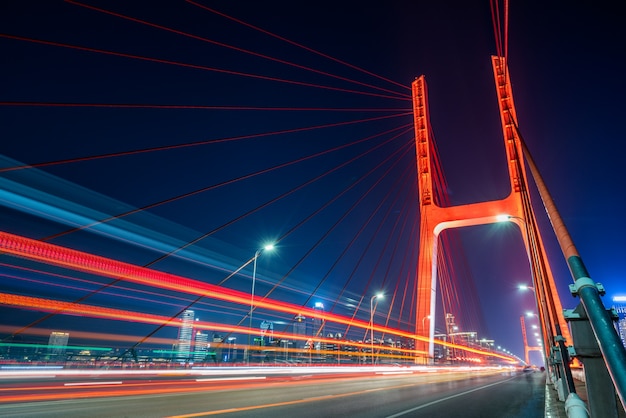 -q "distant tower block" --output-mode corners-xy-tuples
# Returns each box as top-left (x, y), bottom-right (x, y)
(613, 296), (626, 348)
(176, 310), (195, 361)
(48, 331), (69, 360)
(412, 56), (571, 363)
(194, 331), (209, 362)
(293, 314), (307, 349)
(311, 302), (326, 351)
